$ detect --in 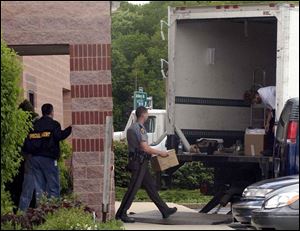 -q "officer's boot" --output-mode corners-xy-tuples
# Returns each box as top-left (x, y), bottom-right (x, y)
(115, 212), (135, 223)
(162, 207), (177, 219)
